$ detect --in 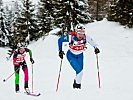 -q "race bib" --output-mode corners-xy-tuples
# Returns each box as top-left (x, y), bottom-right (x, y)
(70, 44), (85, 51)
(16, 54), (26, 62)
